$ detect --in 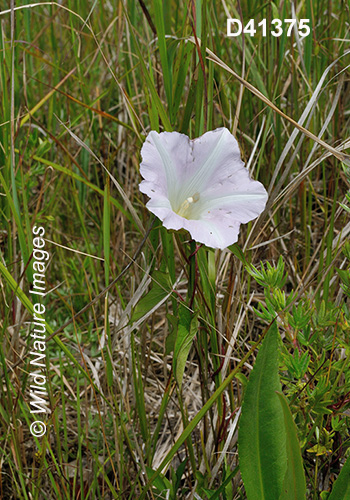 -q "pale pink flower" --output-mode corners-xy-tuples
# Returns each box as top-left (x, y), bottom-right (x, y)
(139, 128), (267, 249)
